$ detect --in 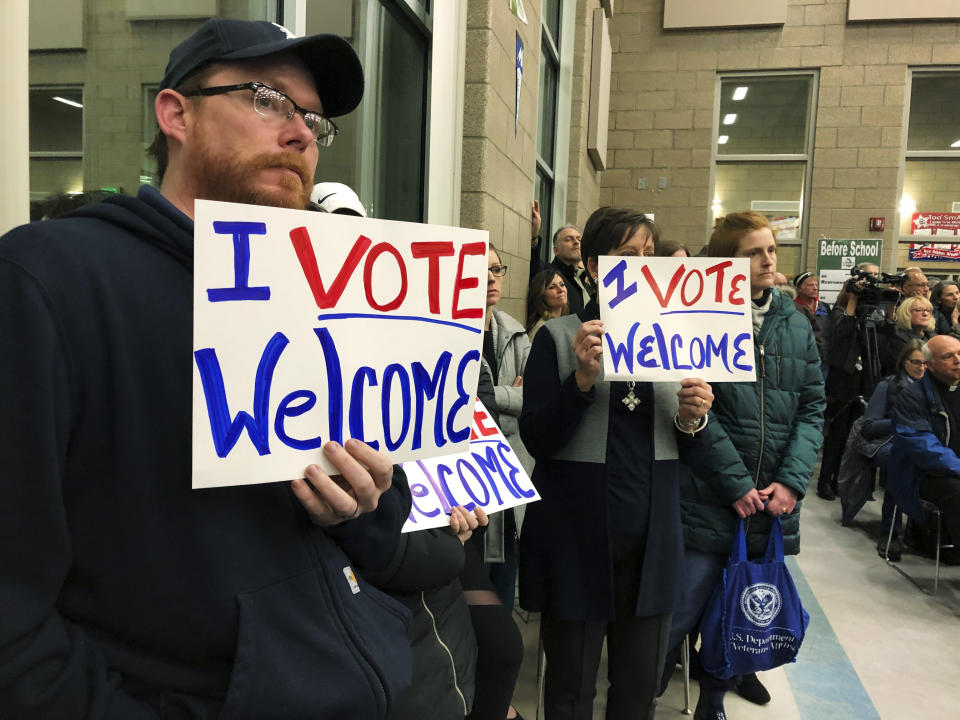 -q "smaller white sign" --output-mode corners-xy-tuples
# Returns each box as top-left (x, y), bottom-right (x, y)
(818, 270), (849, 306)
(401, 400), (539, 533)
(598, 256), (756, 382)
